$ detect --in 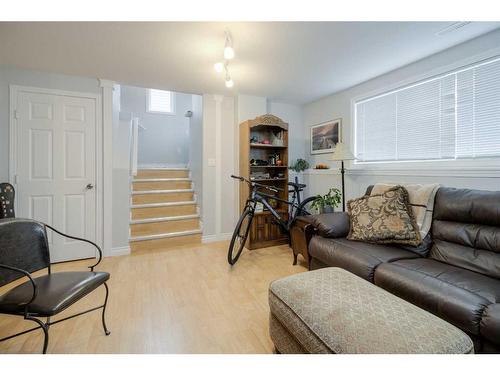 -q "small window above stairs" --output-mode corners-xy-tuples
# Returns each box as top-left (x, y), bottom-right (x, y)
(129, 168), (202, 251)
